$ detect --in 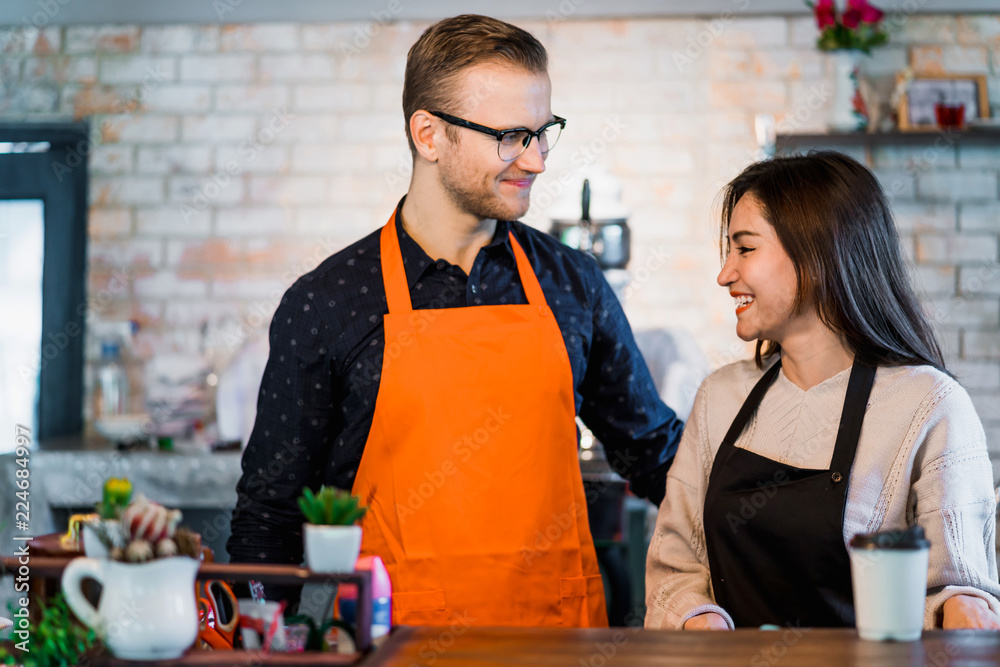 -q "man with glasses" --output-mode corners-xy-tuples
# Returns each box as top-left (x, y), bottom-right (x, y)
(229, 14), (683, 628)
